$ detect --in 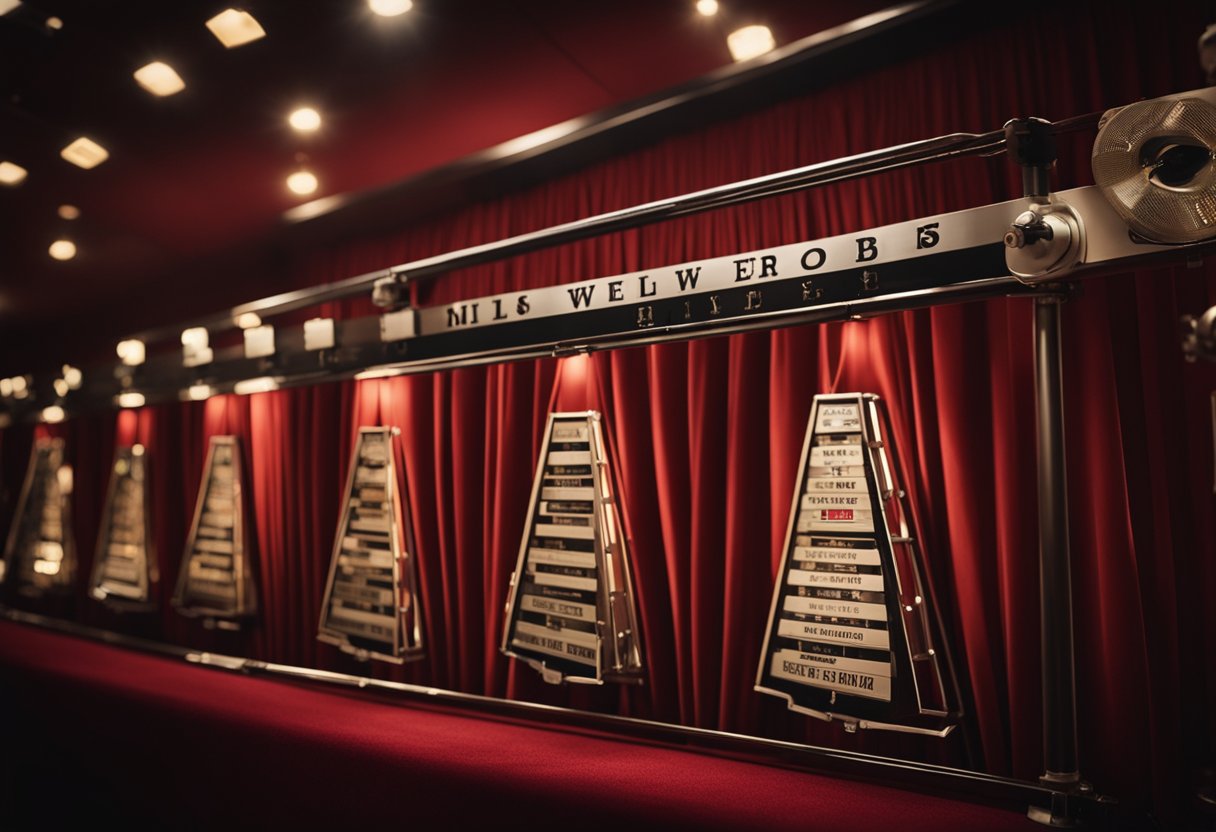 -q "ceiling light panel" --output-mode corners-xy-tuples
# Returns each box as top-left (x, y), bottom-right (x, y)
(61, 137), (109, 169)
(134, 61), (186, 96)
(206, 9), (266, 48)
(0, 1), (20, 16)
(727, 24), (775, 62)
(0, 161), (27, 185)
